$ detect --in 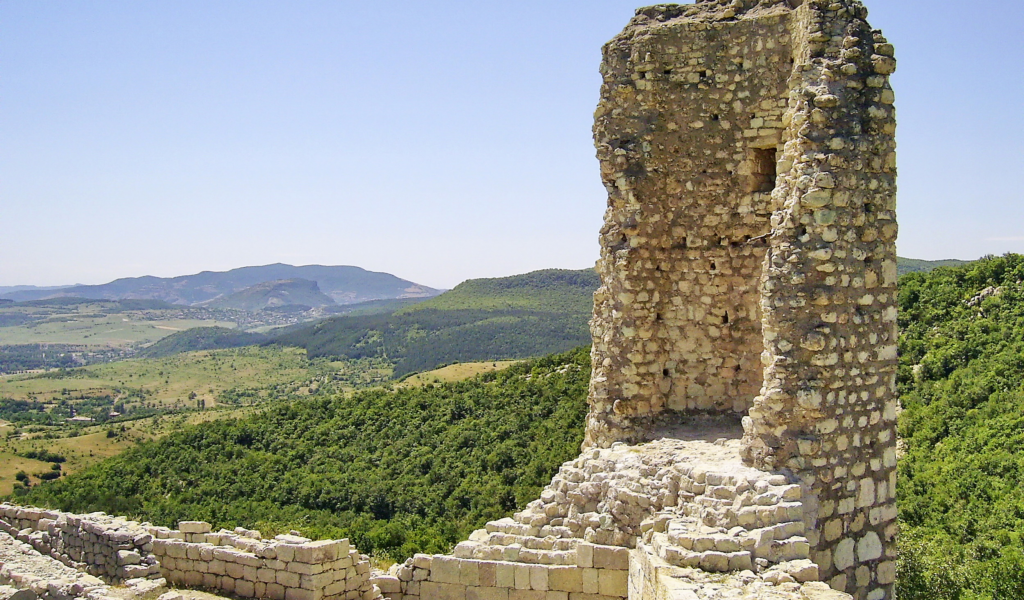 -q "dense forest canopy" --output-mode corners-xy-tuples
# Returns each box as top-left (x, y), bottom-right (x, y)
(896, 254), (1024, 599)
